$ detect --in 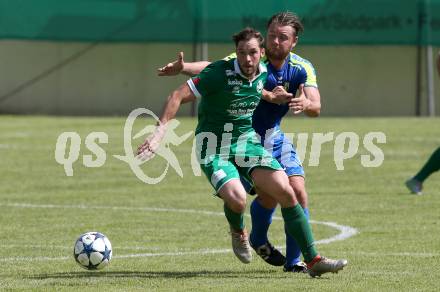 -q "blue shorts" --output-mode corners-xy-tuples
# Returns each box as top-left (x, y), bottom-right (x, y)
(240, 131), (304, 194)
